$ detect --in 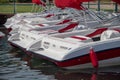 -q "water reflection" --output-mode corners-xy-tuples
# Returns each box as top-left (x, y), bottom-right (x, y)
(0, 41), (56, 80)
(10, 48), (120, 80)
(55, 71), (120, 80)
